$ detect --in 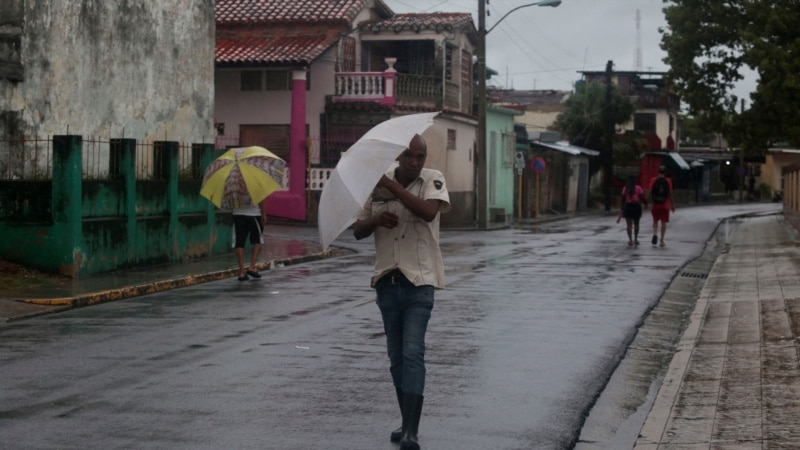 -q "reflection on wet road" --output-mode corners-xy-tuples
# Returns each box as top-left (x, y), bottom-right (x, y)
(0, 204), (781, 449)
